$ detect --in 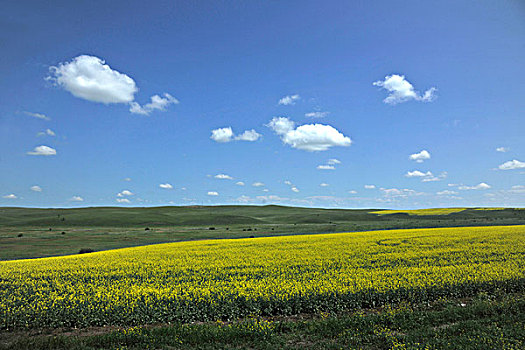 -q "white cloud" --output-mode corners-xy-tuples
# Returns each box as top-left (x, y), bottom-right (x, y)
(422, 172), (447, 182)
(437, 190), (458, 195)
(291, 186), (299, 193)
(214, 174), (234, 180)
(498, 160), (525, 170)
(2, 194), (17, 199)
(262, 188), (269, 192)
(373, 74), (437, 105)
(159, 183), (173, 189)
(236, 181), (245, 186)
(116, 198), (130, 203)
(320, 183), (329, 187)
(278, 94), (300, 105)
(327, 158), (341, 165)
(207, 191), (219, 196)
(252, 182), (265, 187)
(210, 127), (260, 143)
(70, 196), (84, 202)
(24, 111), (51, 121)
(496, 147), (509, 153)
(405, 170), (433, 178)
(30, 185), (42, 192)
(267, 117), (352, 152)
(123, 177), (132, 182)
(129, 93), (179, 115)
(210, 127), (234, 143)
(27, 145), (56, 156)
(234, 129), (261, 141)
(48, 55), (138, 104)
(364, 185), (376, 189)
(348, 190), (357, 194)
(409, 150), (430, 163)
(305, 111), (329, 118)
(380, 188), (424, 198)
(317, 165), (335, 170)
(37, 128), (56, 137)
(284, 180), (293, 186)
(117, 190), (133, 197)
(458, 183), (491, 190)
